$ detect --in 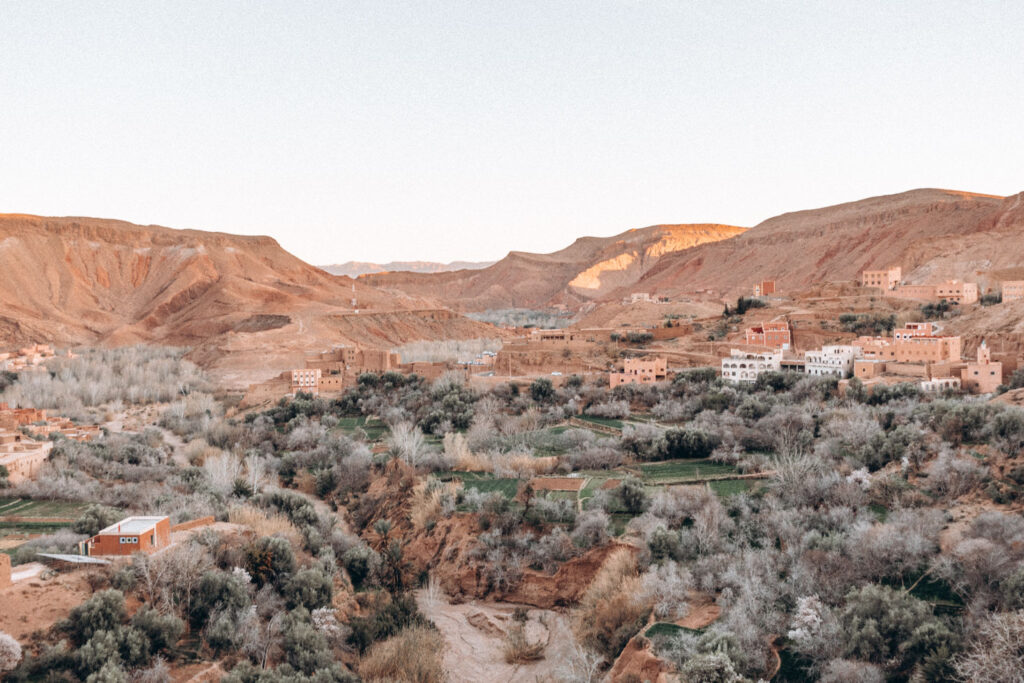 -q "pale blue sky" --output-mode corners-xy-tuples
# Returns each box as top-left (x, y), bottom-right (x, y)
(1, 1), (1021, 263)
